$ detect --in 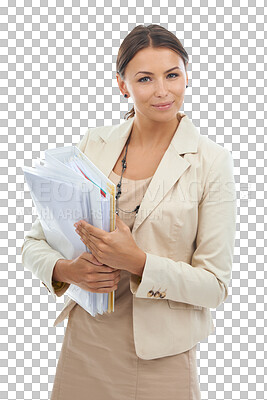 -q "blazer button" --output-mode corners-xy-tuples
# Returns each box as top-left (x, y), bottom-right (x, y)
(160, 292), (166, 298)
(147, 290), (154, 297)
(154, 290), (161, 298)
